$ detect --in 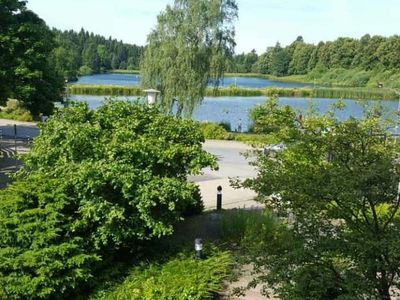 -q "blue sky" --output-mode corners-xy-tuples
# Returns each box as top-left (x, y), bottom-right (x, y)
(27, 0), (400, 54)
